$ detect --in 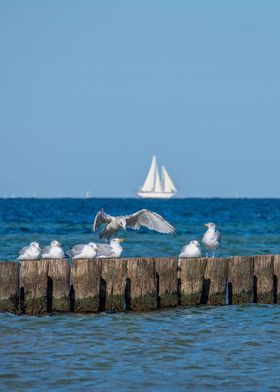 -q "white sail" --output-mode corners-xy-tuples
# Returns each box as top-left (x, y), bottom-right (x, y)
(162, 166), (177, 193)
(138, 156), (177, 198)
(154, 165), (163, 192)
(141, 156), (157, 192)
